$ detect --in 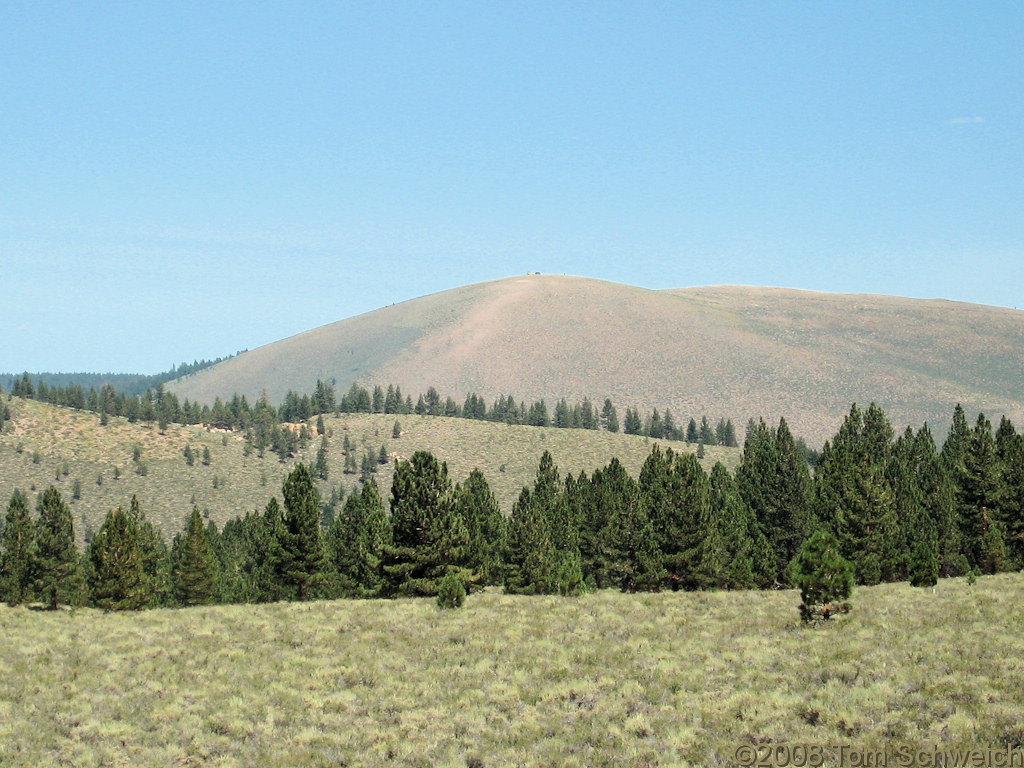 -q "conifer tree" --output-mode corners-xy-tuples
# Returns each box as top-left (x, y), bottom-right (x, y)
(88, 507), (147, 610)
(315, 436), (329, 480)
(280, 463), (328, 600)
(0, 490), (36, 605)
(601, 399), (619, 433)
(908, 539), (939, 588)
(710, 462), (774, 589)
(503, 487), (555, 594)
(384, 451), (473, 596)
(455, 469), (505, 586)
(596, 459), (665, 591)
(326, 479), (390, 597)
(995, 424), (1024, 568)
(623, 407), (642, 435)
(736, 418), (814, 582)
(250, 497), (290, 602)
(436, 571), (466, 608)
(35, 486), (81, 610)
(791, 529), (853, 621)
(686, 418), (698, 443)
(171, 507), (218, 606)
